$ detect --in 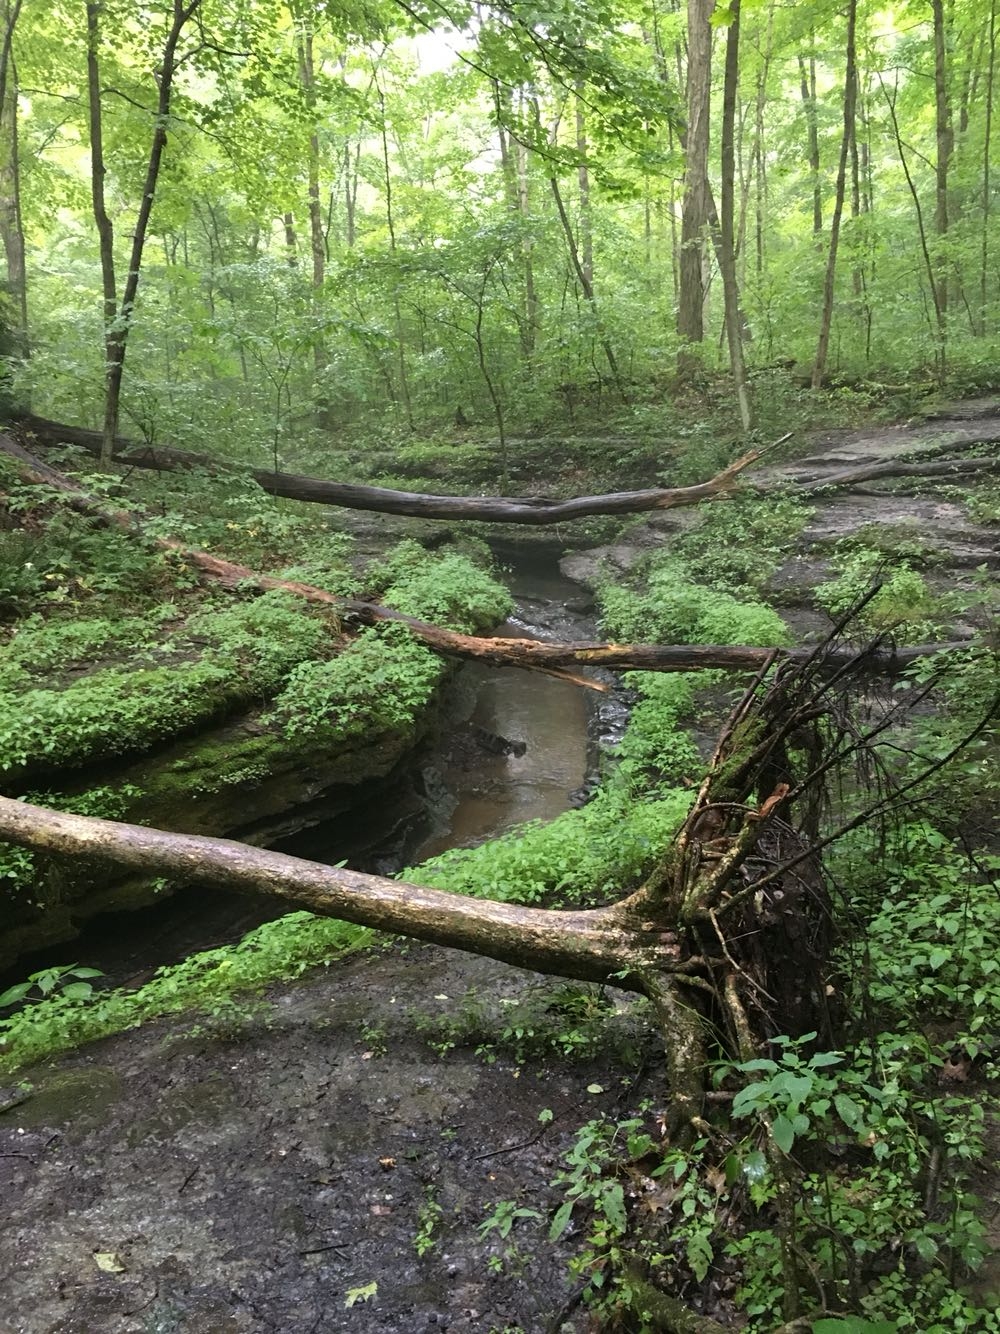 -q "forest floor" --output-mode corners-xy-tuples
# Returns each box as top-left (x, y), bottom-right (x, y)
(3, 399), (1000, 1334)
(1, 945), (650, 1334)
